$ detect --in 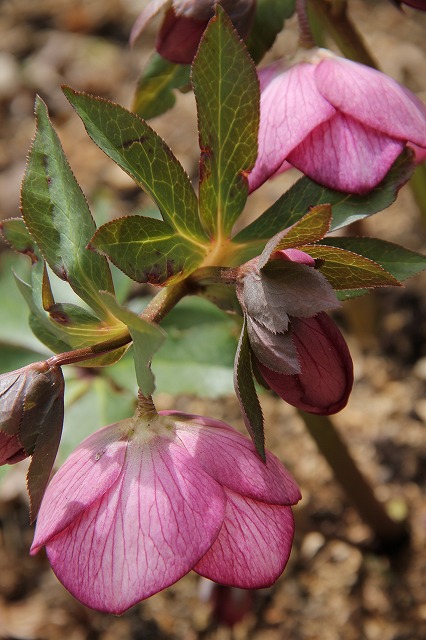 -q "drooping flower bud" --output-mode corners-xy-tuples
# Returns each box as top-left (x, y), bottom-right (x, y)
(130, 0), (256, 64)
(236, 245), (353, 415)
(0, 362), (64, 519)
